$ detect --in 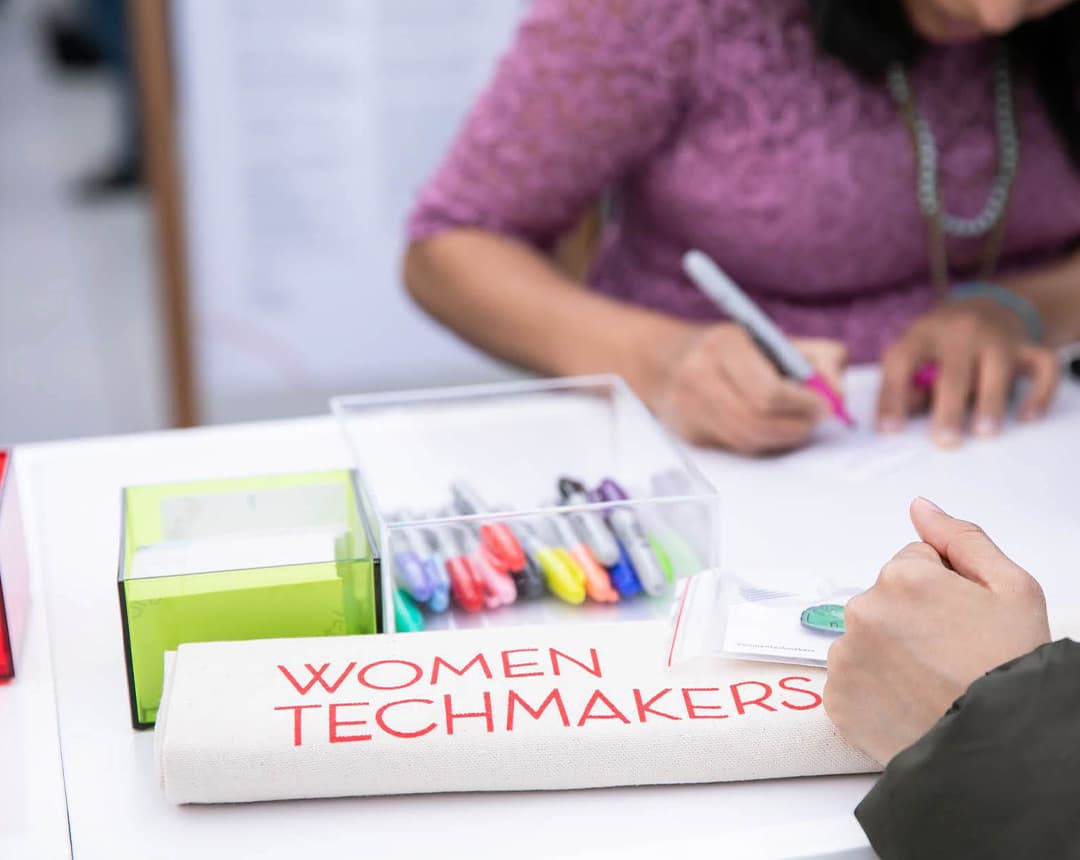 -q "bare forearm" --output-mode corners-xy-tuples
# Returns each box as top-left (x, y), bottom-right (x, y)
(1004, 247), (1080, 346)
(402, 229), (694, 401)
